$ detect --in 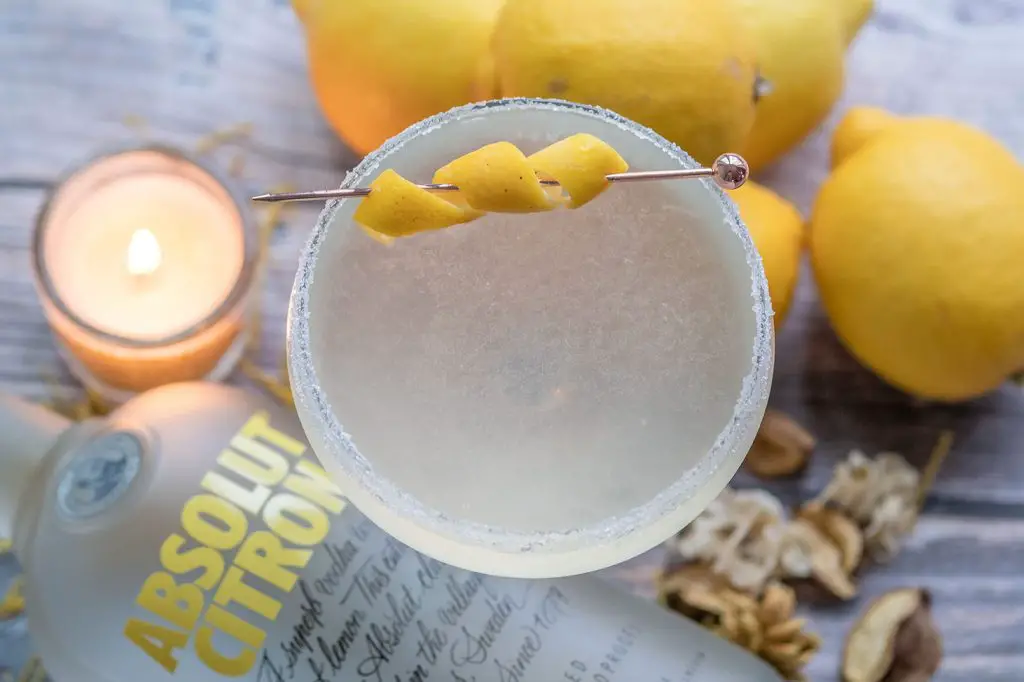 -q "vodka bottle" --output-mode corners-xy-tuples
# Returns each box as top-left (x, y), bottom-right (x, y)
(0, 382), (782, 682)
